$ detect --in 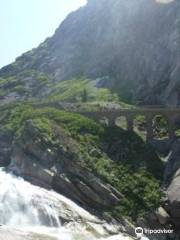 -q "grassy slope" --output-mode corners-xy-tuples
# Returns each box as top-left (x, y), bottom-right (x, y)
(0, 73), (134, 108)
(47, 78), (120, 102)
(0, 70), (49, 99)
(0, 103), (164, 222)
